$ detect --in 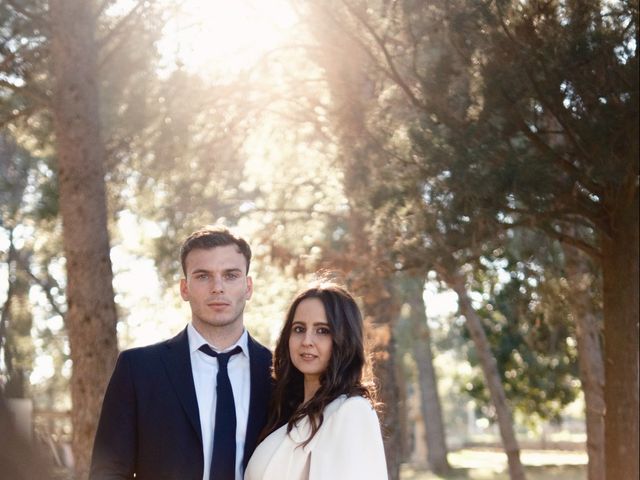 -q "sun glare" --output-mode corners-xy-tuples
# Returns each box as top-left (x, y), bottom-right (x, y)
(159, 0), (299, 77)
